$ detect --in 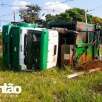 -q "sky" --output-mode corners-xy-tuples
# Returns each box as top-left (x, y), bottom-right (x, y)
(0, 0), (102, 27)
